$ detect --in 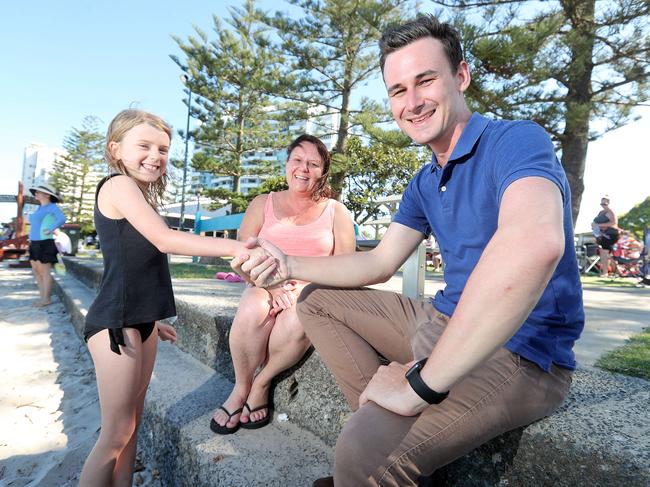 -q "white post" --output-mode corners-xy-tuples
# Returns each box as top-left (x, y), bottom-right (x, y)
(402, 240), (426, 299)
